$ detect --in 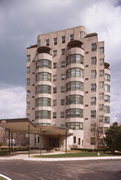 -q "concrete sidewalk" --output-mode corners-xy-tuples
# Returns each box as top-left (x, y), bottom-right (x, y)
(0, 153), (121, 161)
